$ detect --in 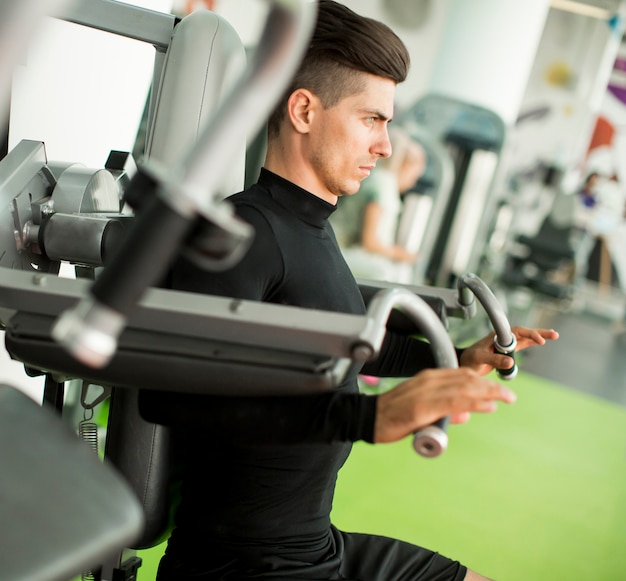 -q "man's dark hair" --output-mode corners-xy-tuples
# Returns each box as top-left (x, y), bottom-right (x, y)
(267, 0), (410, 138)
